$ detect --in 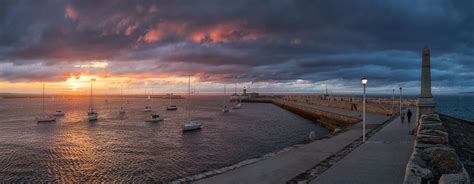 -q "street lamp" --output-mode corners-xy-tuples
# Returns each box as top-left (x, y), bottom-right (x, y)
(361, 77), (368, 143)
(399, 87), (403, 115)
(392, 89), (395, 116)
